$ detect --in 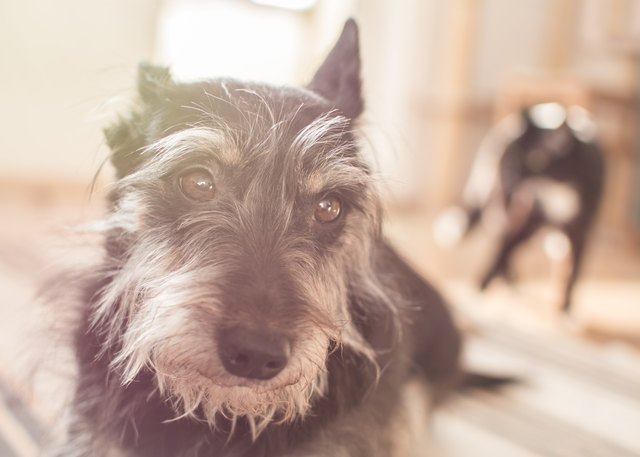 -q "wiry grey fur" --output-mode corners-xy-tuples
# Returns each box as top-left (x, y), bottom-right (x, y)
(49, 20), (462, 457)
